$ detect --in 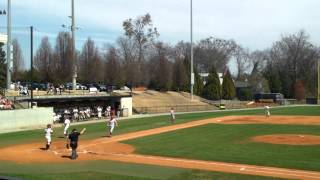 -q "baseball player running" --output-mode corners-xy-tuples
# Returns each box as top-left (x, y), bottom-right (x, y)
(44, 124), (53, 150)
(108, 115), (118, 137)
